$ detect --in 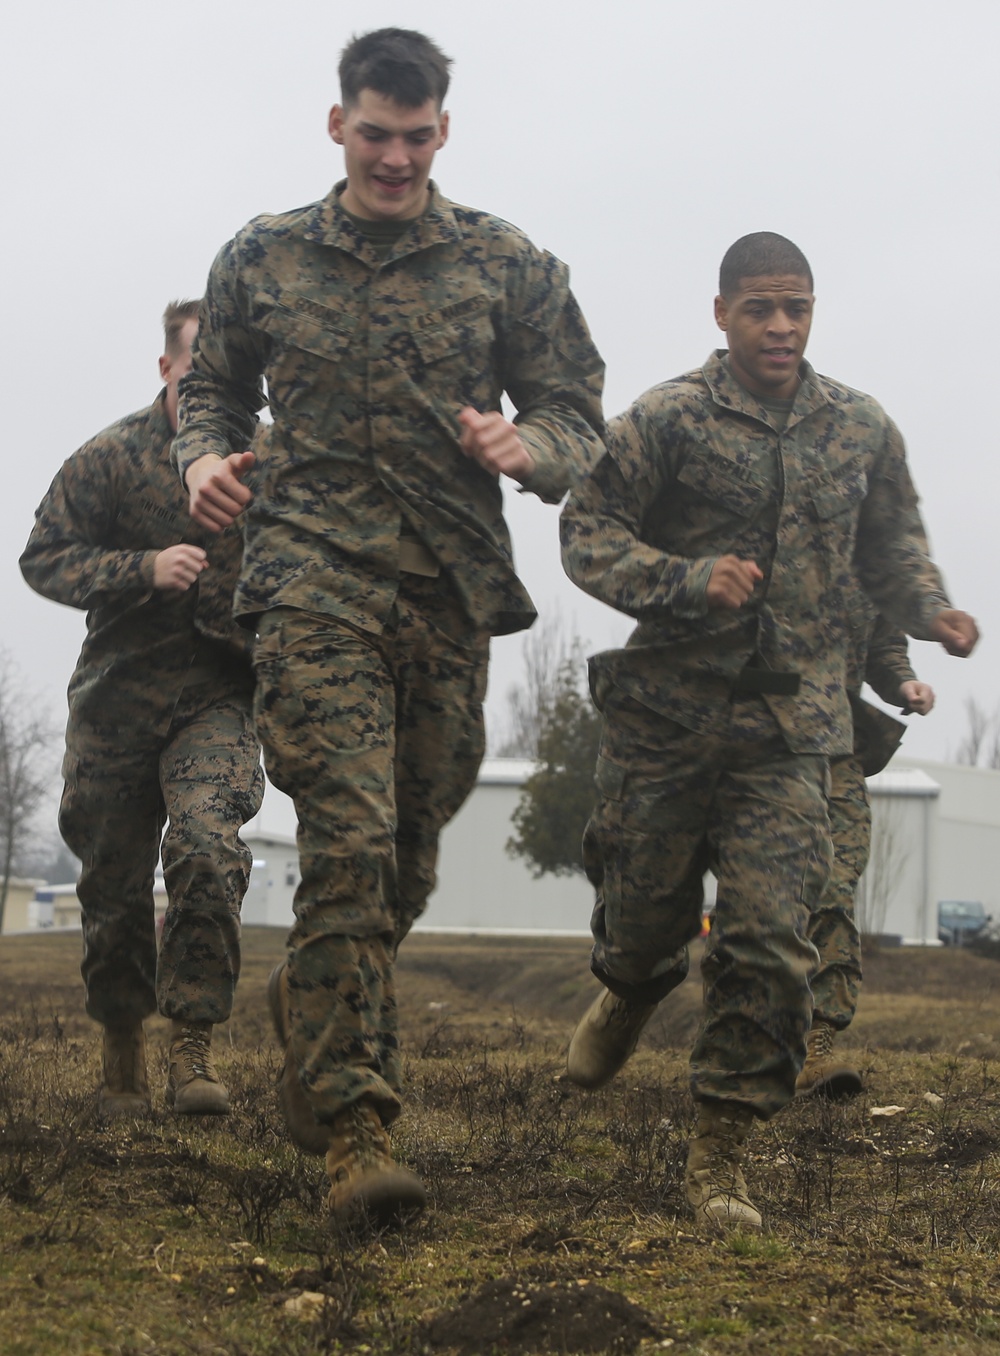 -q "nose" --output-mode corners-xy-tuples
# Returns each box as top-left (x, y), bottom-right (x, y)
(380, 137), (410, 169)
(767, 307), (795, 336)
